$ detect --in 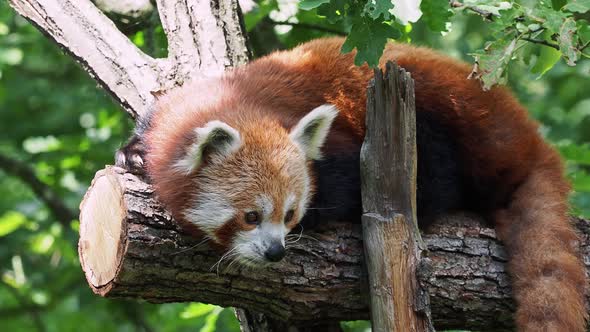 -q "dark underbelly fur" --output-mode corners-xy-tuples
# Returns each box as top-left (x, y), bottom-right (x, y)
(301, 112), (491, 230)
